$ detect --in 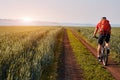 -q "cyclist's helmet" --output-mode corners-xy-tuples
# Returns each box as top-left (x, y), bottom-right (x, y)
(102, 17), (106, 19)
